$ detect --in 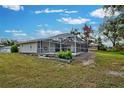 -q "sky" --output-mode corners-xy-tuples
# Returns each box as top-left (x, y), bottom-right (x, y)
(0, 5), (107, 41)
